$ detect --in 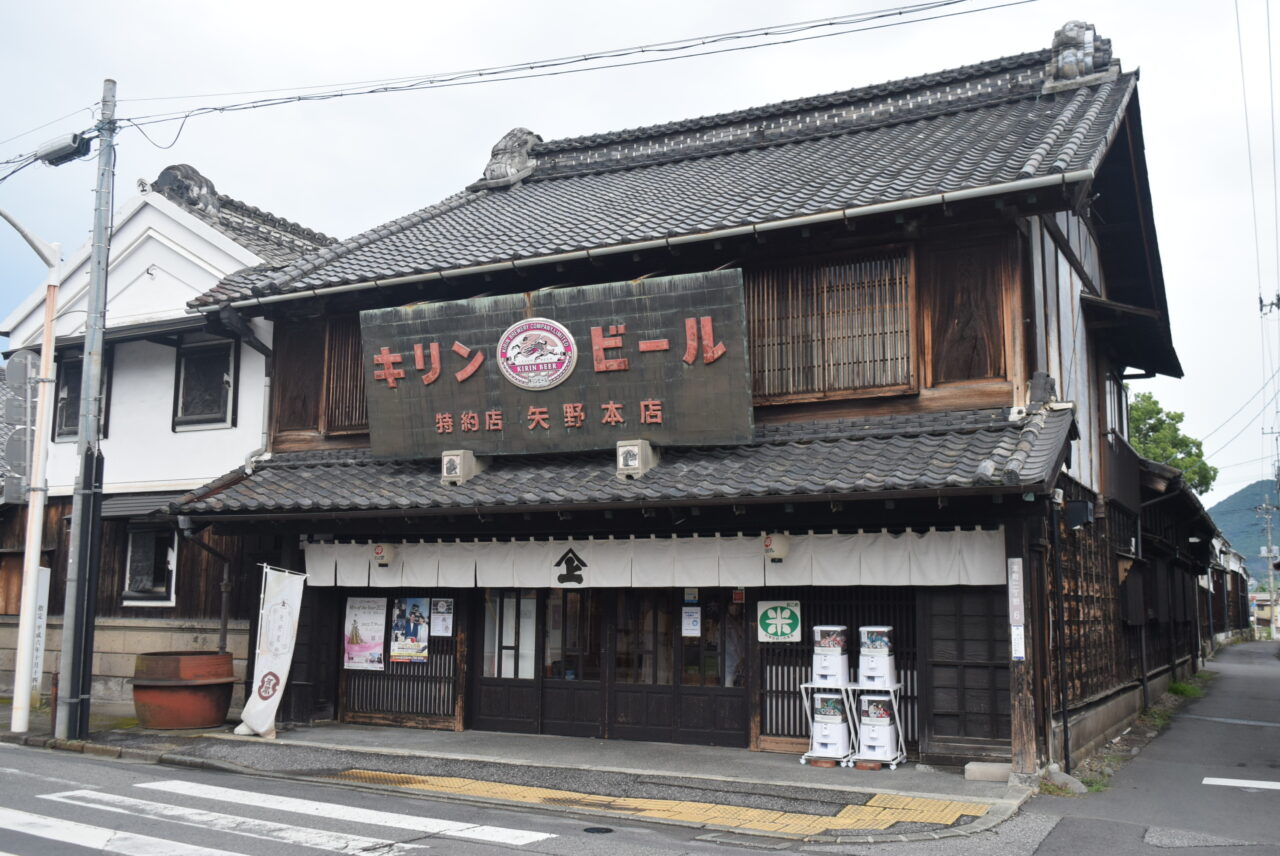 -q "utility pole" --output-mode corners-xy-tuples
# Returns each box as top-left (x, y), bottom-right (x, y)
(1257, 496), (1277, 641)
(56, 79), (115, 740)
(0, 208), (61, 734)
